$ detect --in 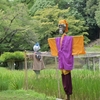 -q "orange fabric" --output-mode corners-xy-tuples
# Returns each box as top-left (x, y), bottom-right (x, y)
(48, 38), (58, 56)
(59, 20), (68, 32)
(72, 35), (86, 55)
(60, 33), (66, 47)
(61, 70), (70, 75)
(48, 35), (86, 56)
